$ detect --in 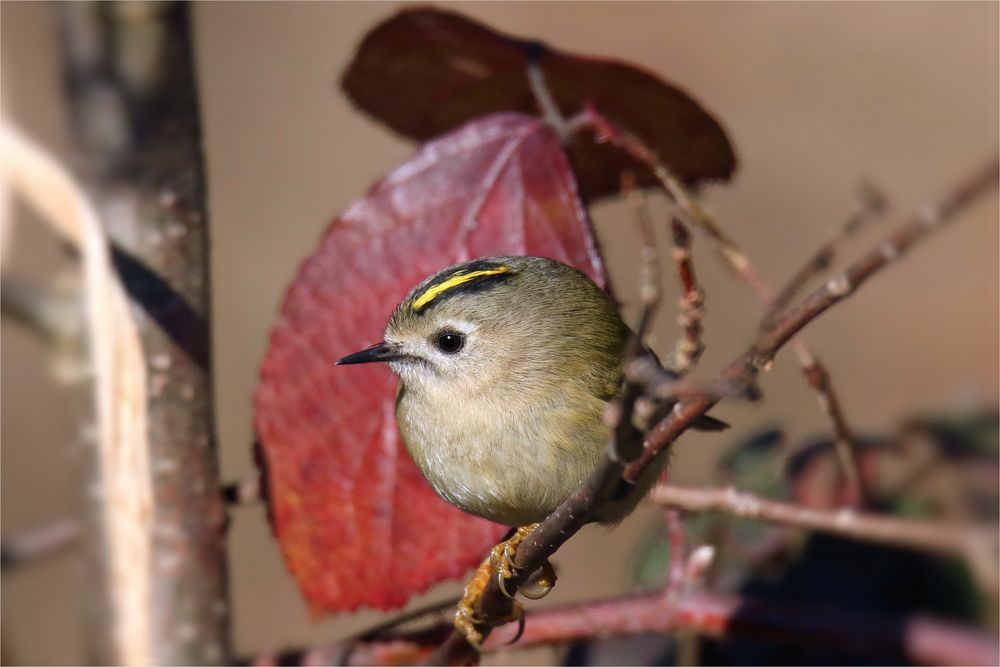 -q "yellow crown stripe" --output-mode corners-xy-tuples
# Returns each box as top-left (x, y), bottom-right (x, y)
(411, 267), (511, 311)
